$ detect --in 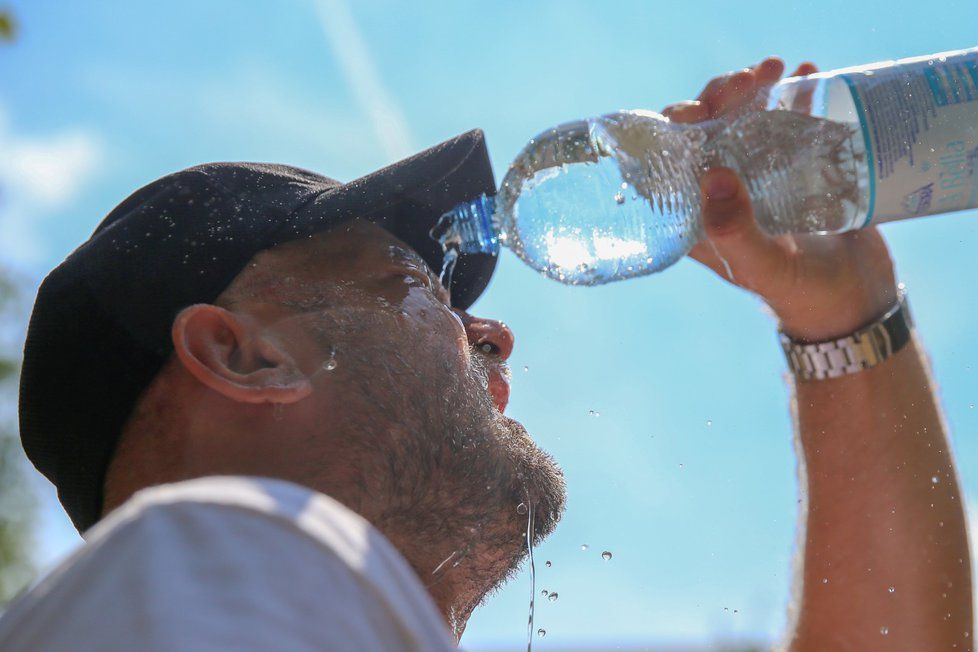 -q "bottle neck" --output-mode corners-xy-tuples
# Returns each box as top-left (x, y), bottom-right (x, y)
(430, 193), (500, 256)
